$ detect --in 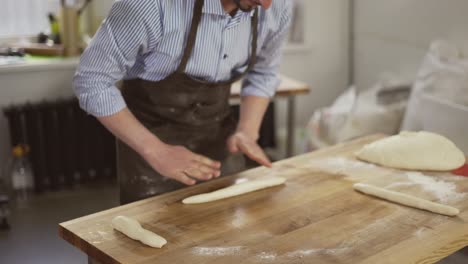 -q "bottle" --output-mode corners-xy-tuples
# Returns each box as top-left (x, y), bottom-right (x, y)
(48, 13), (61, 44)
(9, 145), (34, 204)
